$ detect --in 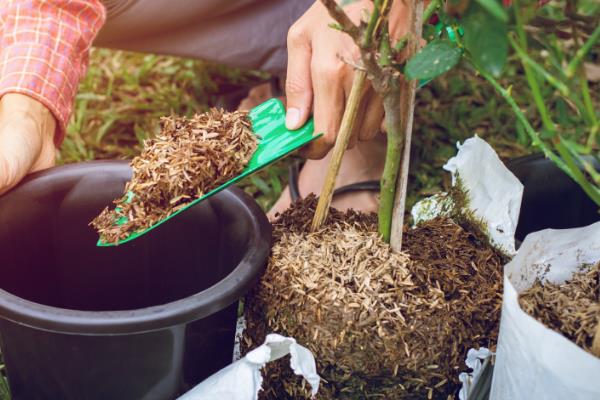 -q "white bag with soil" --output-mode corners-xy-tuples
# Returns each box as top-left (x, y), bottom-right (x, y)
(177, 334), (320, 400)
(490, 221), (600, 399)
